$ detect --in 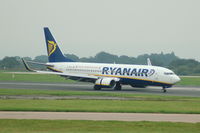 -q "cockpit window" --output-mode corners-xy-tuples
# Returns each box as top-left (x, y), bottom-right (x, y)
(164, 72), (174, 75)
